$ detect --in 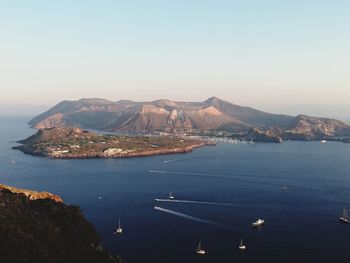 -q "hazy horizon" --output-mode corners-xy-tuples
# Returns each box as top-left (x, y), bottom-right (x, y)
(1, 1), (350, 111)
(1, 98), (349, 123)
